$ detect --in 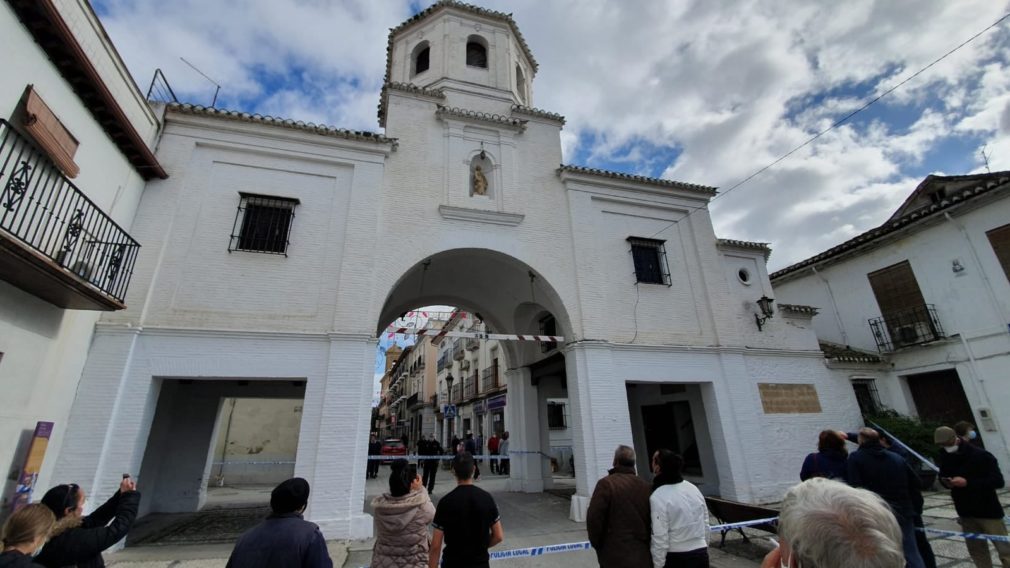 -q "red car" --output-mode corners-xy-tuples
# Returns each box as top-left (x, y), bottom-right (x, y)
(380, 439), (407, 464)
